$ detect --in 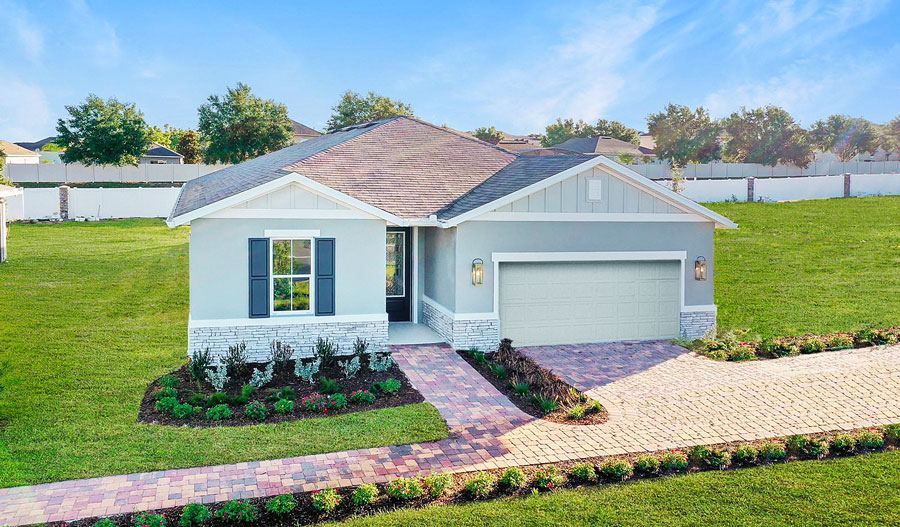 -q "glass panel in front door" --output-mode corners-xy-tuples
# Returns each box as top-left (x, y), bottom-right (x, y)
(386, 232), (405, 297)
